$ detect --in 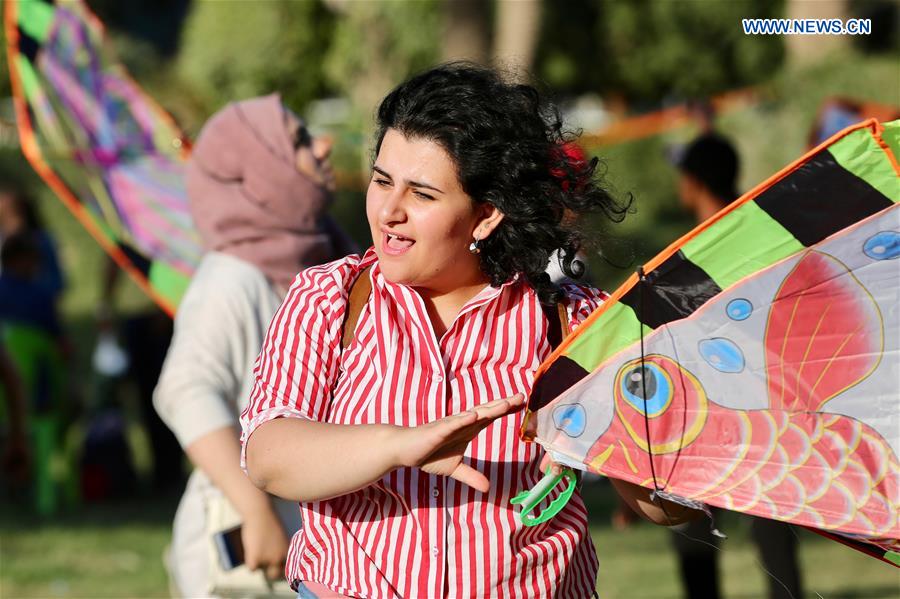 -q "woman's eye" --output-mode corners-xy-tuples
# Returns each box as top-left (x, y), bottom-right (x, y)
(374, 178), (391, 187)
(413, 190), (435, 201)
